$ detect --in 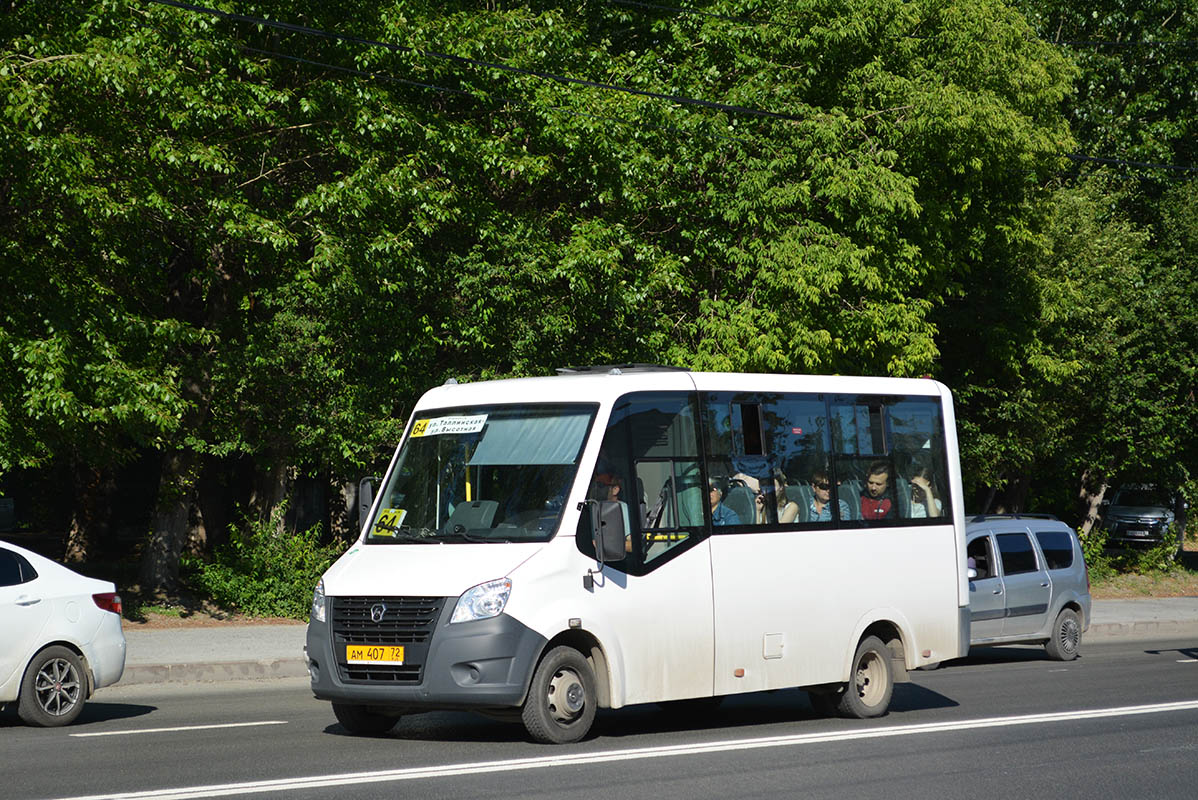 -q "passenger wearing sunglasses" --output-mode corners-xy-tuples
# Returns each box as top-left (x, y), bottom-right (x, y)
(808, 470), (850, 522)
